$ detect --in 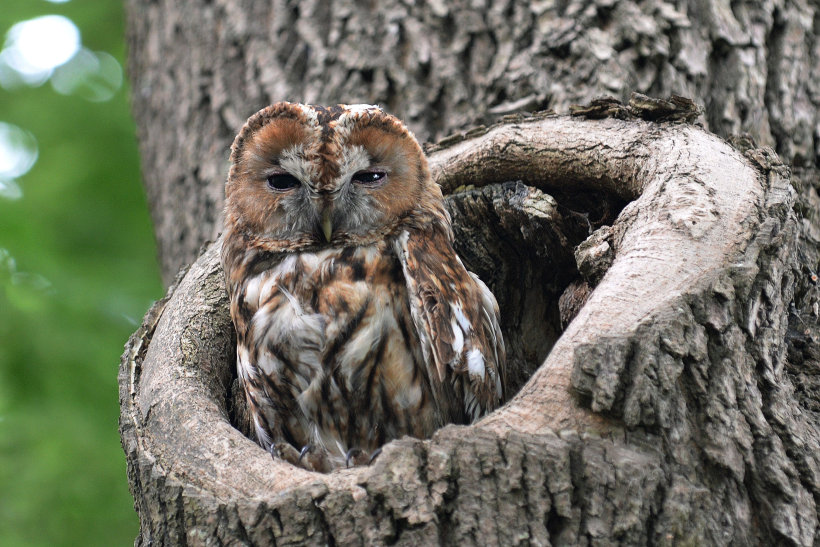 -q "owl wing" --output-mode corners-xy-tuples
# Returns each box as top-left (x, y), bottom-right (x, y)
(394, 227), (505, 421)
